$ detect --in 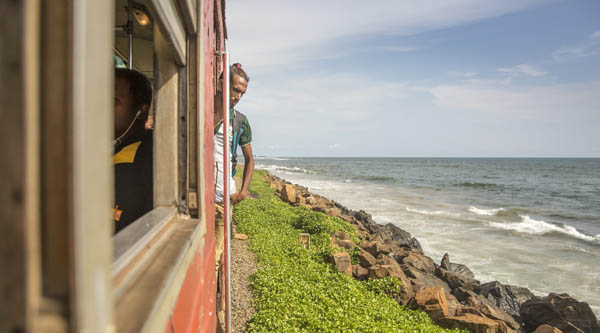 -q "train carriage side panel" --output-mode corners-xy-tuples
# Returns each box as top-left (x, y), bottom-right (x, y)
(166, 0), (221, 331)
